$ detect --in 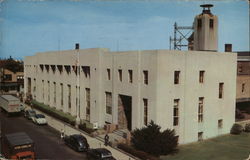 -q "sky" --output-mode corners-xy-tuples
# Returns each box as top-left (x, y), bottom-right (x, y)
(0, 0), (249, 60)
